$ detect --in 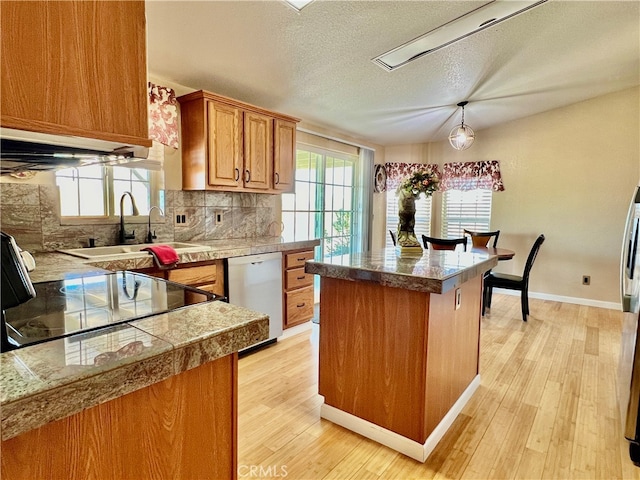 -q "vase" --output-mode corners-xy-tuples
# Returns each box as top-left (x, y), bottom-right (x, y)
(396, 189), (422, 250)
